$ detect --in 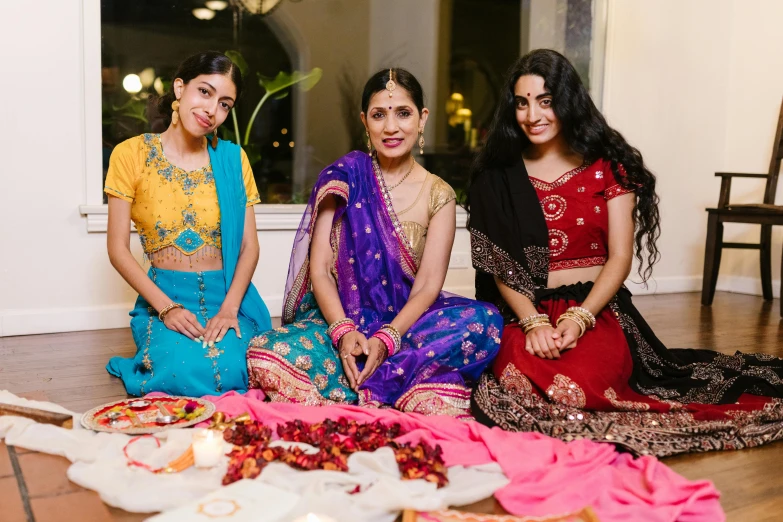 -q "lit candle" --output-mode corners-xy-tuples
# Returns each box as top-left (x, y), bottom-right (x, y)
(192, 429), (224, 468)
(292, 514), (338, 522)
